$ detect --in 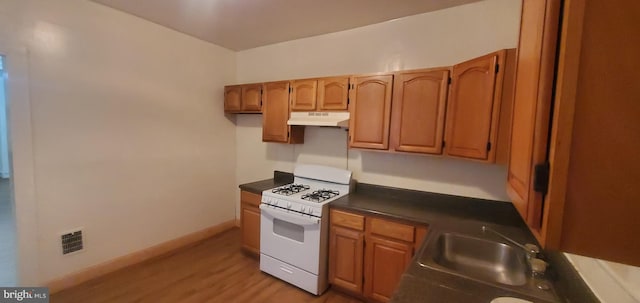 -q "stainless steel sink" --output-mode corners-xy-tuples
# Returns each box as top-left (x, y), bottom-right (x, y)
(414, 230), (562, 303)
(418, 232), (527, 286)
